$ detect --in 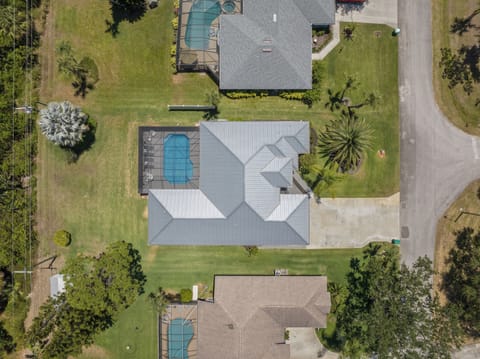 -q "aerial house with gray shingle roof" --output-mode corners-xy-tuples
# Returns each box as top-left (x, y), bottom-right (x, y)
(148, 121), (311, 246)
(197, 275), (331, 359)
(176, 0), (335, 90)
